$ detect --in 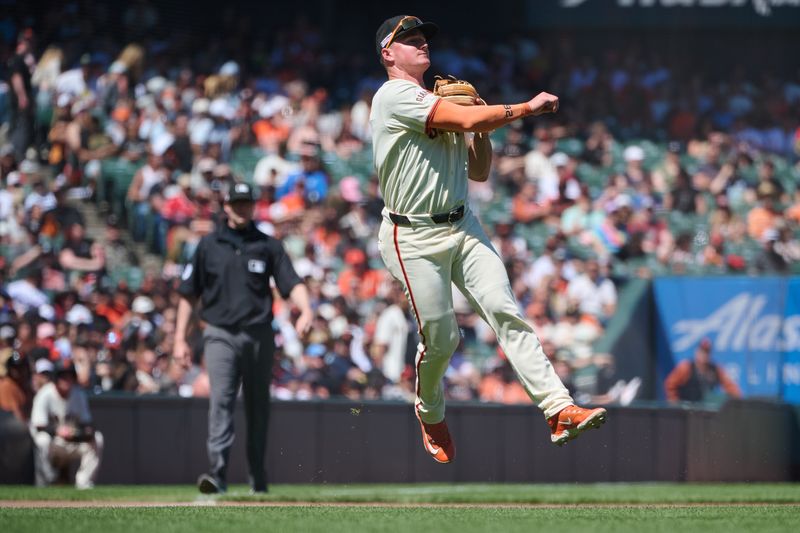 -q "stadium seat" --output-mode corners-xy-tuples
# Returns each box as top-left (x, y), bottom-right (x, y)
(556, 137), (583, 157)
(230, 145), (266, 182)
